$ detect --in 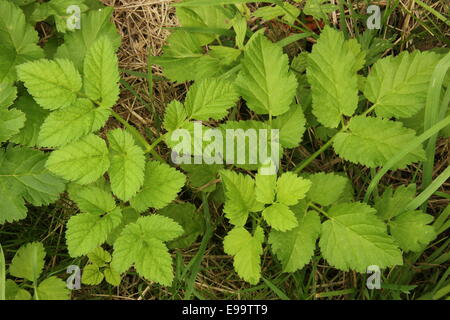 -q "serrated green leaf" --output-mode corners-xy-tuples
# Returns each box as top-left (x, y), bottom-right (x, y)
(319, 202), (403, 272)
(184, 78), (239, 121)
(0, 82), (17, 108)
(236, 32), (297, 116)
(55, 7), (121, 70)
(5, 279), (32, 300)
(262, 202), (298, 232)
(66, 207), (122, 257)
(307, 172), (352, 206)
(307, 26), (364, 128)
(365, 51), (442, 118)
(107, 129), (145, 202)
(38, 99), (109, 147)
(106, 207), (140, 245)
(375, 184), (416, 220)
(269, 203), (321, 272)
(83, 36), (120, 108)
(0, 147), (65, 224)
(111, 216), (183, 286)
(271, 104), (306, 148)
(10, 242), (45, 282)
(87, 247), (111, 267)
(223, 226), (264, 285)
(81, 264), (104, 285)
(36, 276), (70, 300)
(255, 173), (277, 204)
(9, 94), (49, 147)
(130, 161), (185, 212)
(103, 266), (121, 286)
(389, 210), (436, 252)
(220, 170), (263, 226)
(69, 186), (116, 215)
(0, 0), (44, 83)
(0, 108), (25, 143)
(163, 100), (188, 132)
(17, 58), (82, 110)
(333, 116), (426, 169)
(46, 134), (110, 185)
(276, 172), (311, 206)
